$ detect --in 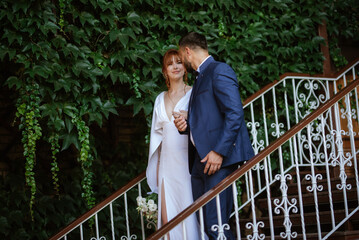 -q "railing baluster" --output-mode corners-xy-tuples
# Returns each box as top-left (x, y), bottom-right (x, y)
(232, 182), (241, 240)
(292, 78), (303, 167)
(199, 207), (206, 240)
(355, 77), (359, 122)
(334, 99), (349, 216)
(343, 74), (347, 87)
(124, 193), (130, 238)
(283, 79), (295, 168)
(306, 125), (322, 239)
(352, 66), (356, 82)
(97, 213), (100, 239)
(245, 171), (250, 211)
(247, 168), (263, 240)
(345, 91), (359, 205)
(110, 203), (115, 240)
(138, 182), (146, 240)
(80, 224), (83, 240)
(215, 195), (225, 239)
(250, 102), (263, 191)
(334, 77), (338, 94)
(321, 113), (336, 229)
(263, 153), (274, 240)
(353, 85), (359, 204)
(326, 80), (336, 168)
(182, 221), (187, 240)
(261, 94), (272, 182)
(292, 129), (306, 240)
(274, 81), (296, 238)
